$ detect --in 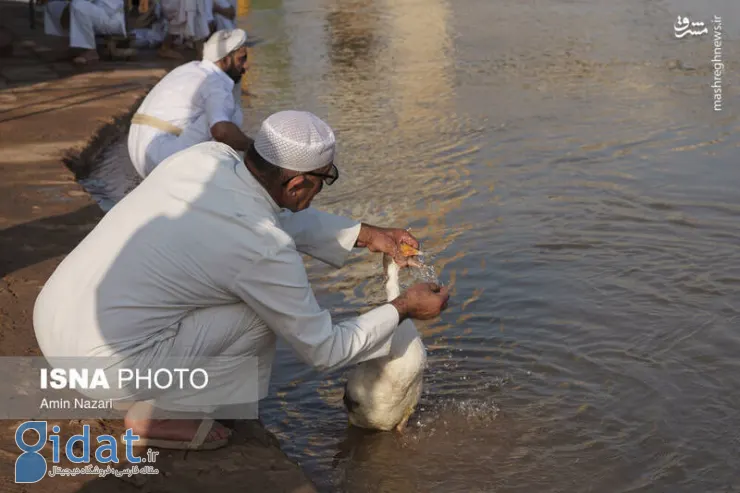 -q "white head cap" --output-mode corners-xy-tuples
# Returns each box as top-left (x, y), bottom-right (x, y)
(253, 110), (336, 172)
(202, 29), (248, 63)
